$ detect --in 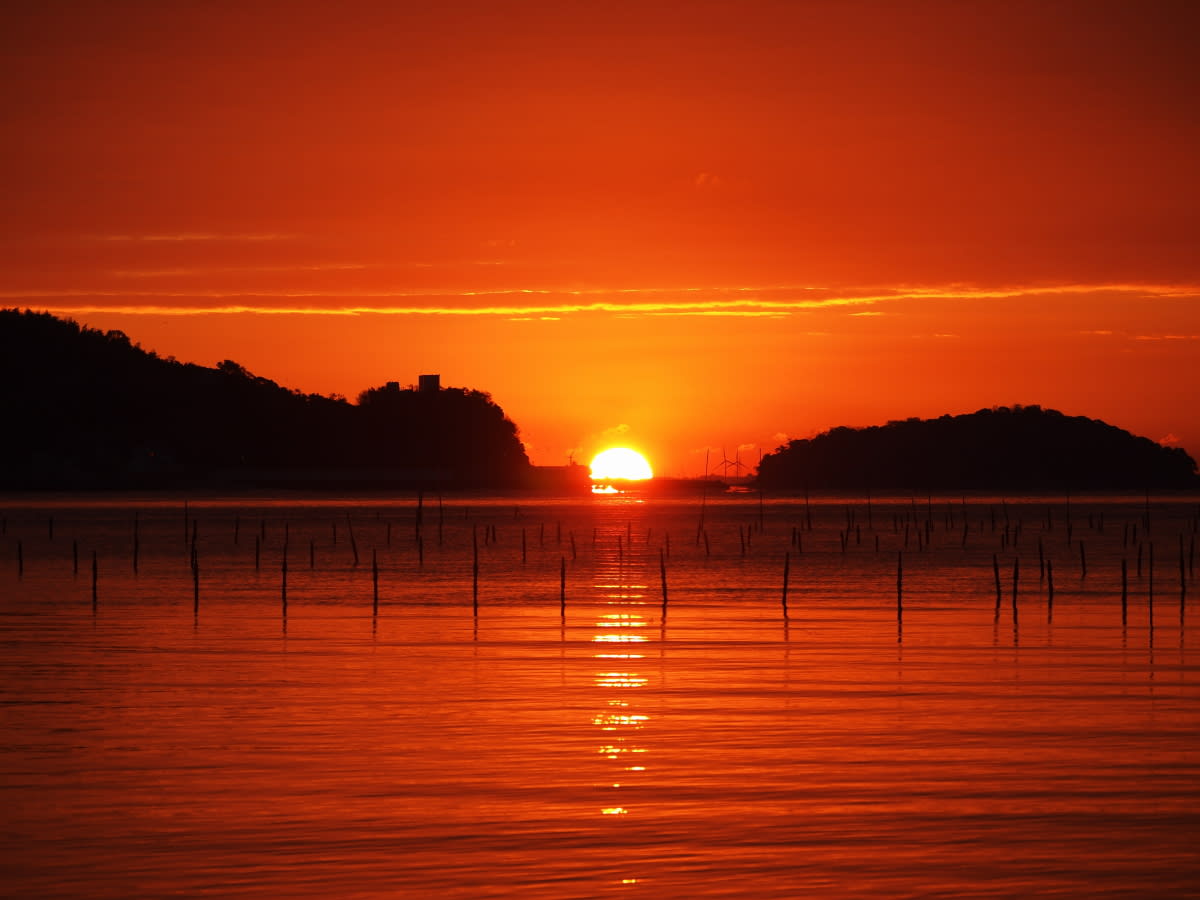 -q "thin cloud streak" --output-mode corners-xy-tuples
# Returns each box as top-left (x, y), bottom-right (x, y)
(110, 260), (517, 278)
(110, 264), (371, 277)
(7, 281), (1198, 320)
(90, 233), (301, 243)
